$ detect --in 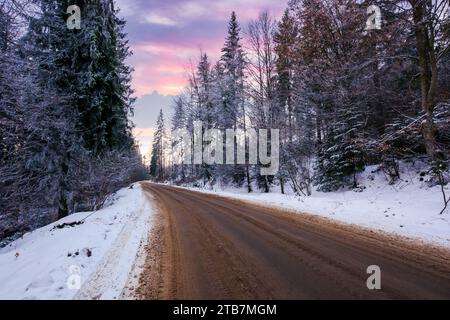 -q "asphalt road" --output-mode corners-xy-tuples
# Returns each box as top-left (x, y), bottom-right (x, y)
(139, 183), (450, 300)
